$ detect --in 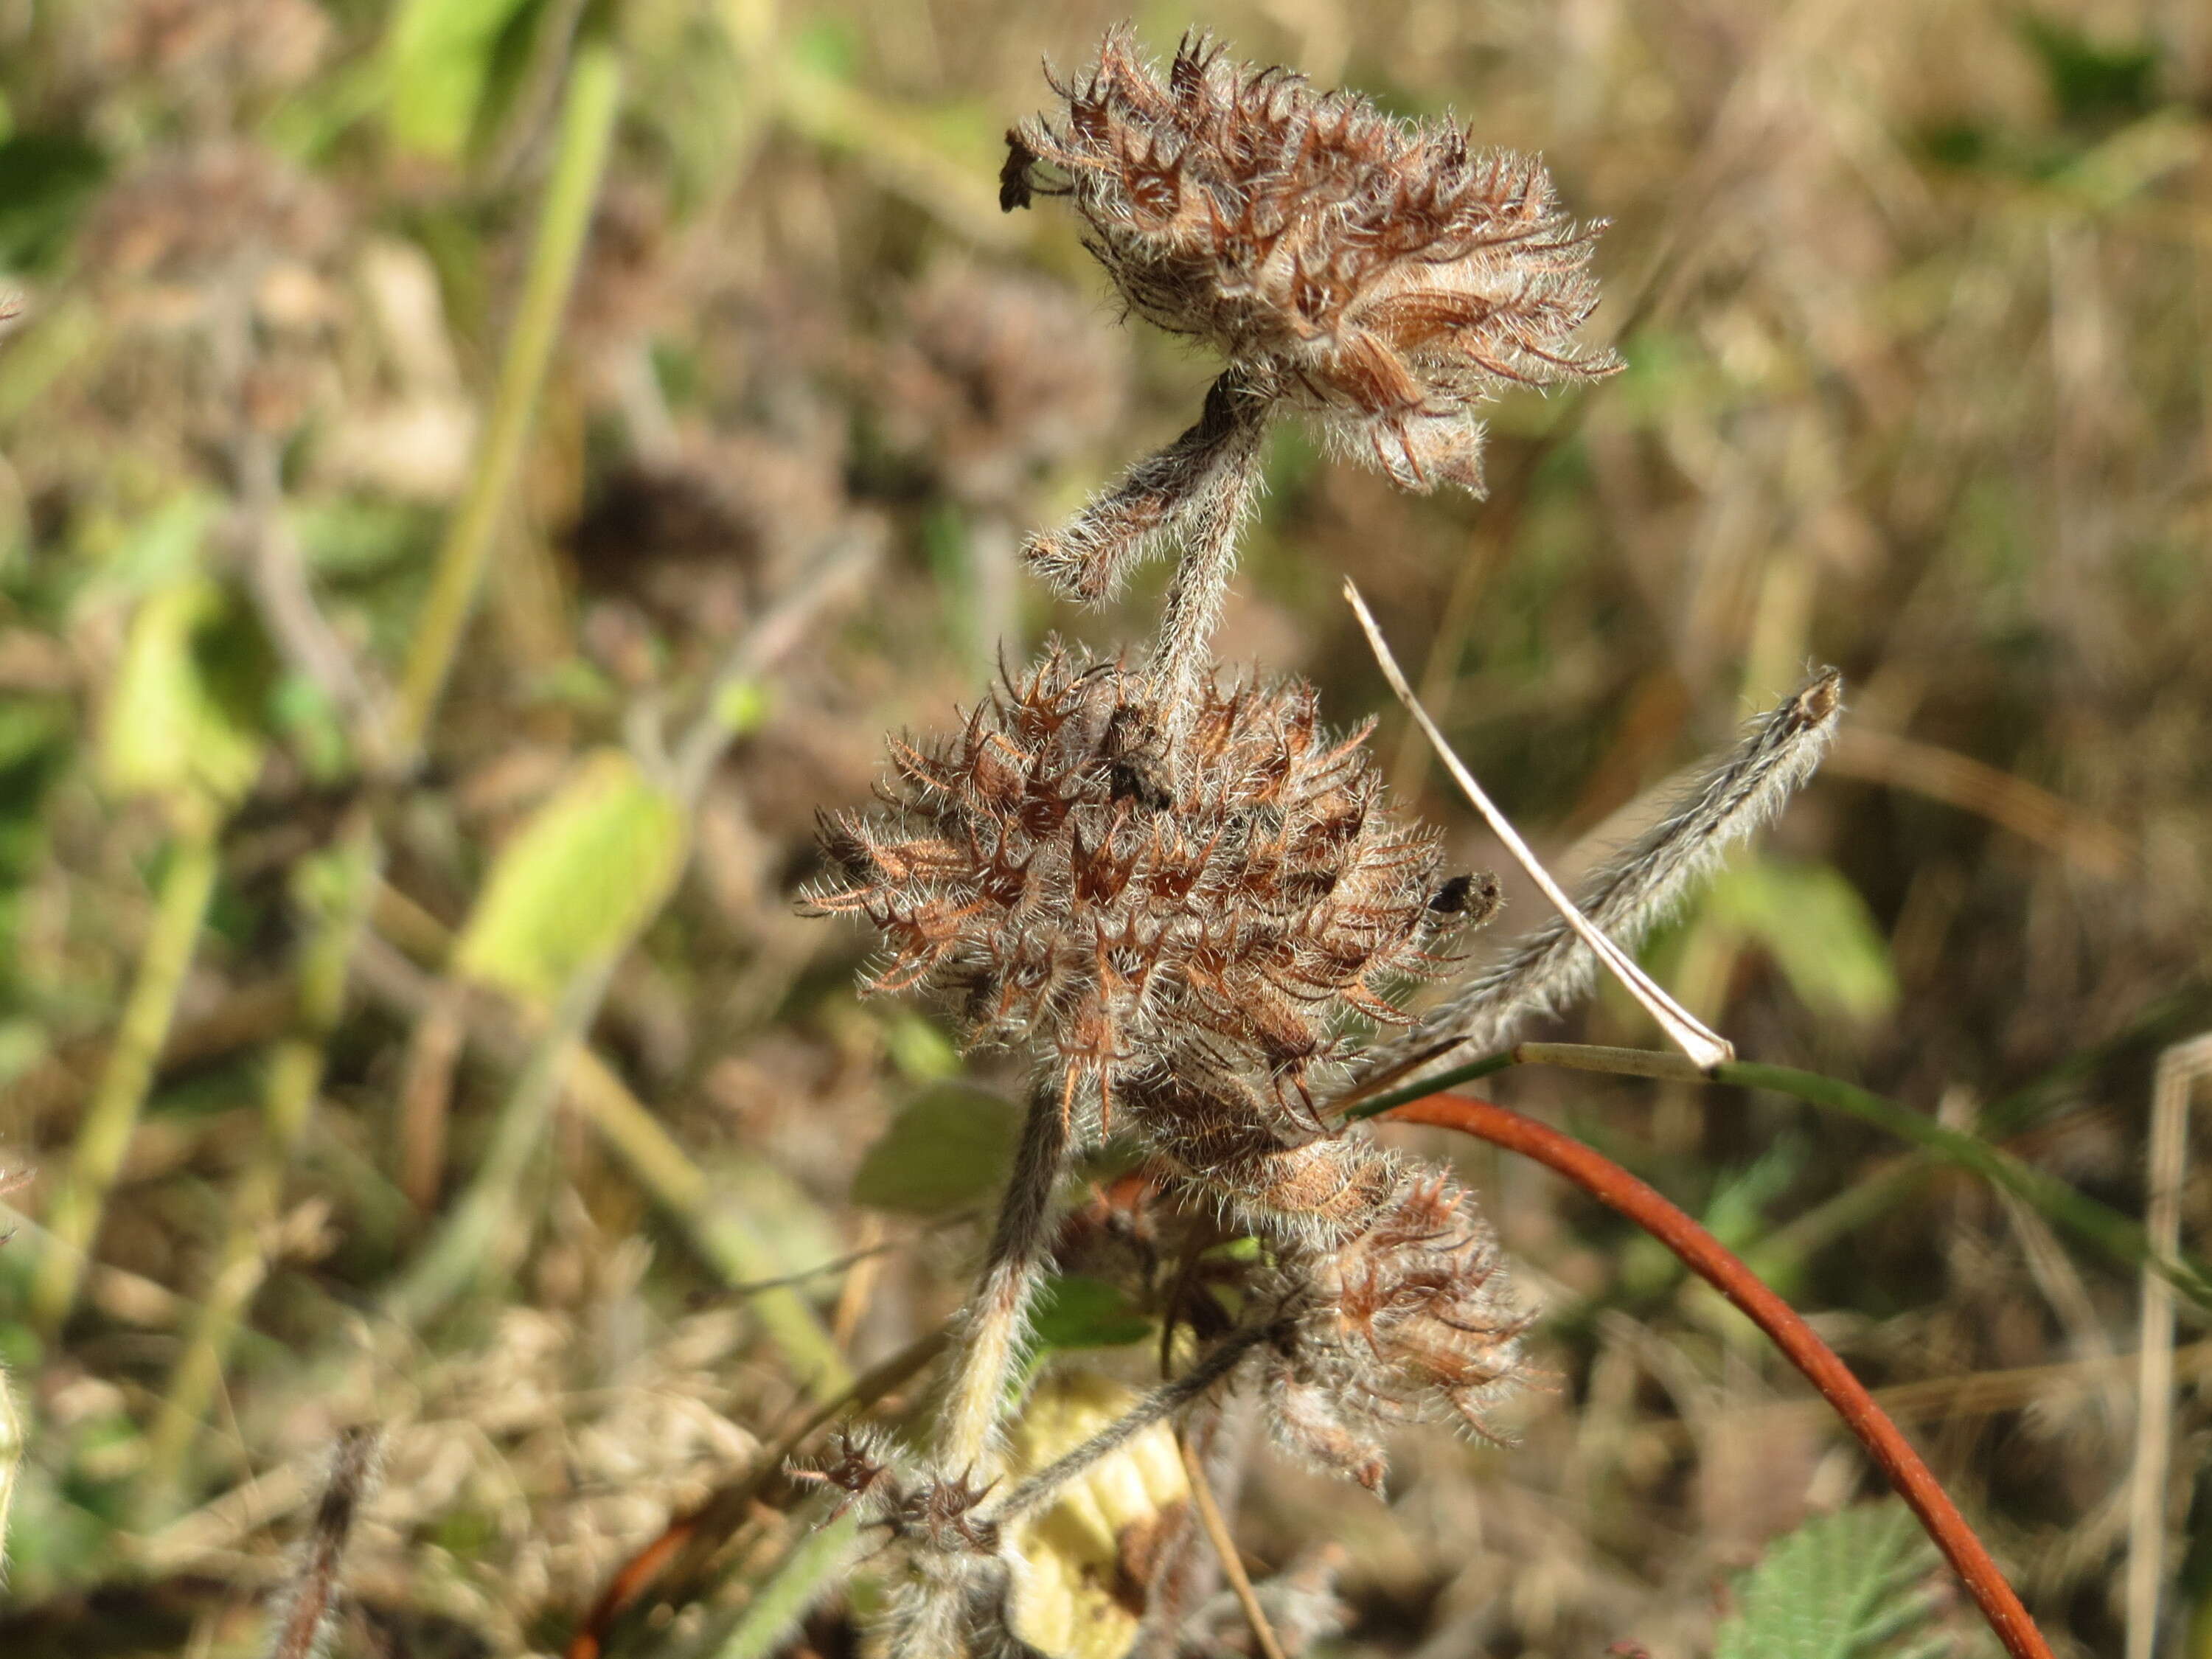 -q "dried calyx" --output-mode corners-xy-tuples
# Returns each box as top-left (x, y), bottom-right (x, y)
(1262, 1163), (1527, 1489)
(1005, 26), (1619, 613)
(806, 646), (1474, 1139)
